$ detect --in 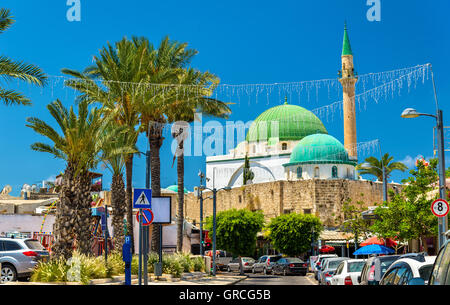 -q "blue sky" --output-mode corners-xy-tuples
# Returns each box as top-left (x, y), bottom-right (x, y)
(1, 0), (449, 195)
